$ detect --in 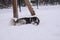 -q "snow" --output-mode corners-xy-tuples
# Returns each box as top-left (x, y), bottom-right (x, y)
(0, 5), (60, 40)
